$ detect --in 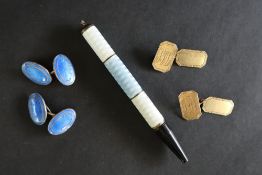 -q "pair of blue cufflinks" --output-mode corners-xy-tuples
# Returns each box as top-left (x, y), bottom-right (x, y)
(22, 54), (76, 135)
(22, 54), (75, 86)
